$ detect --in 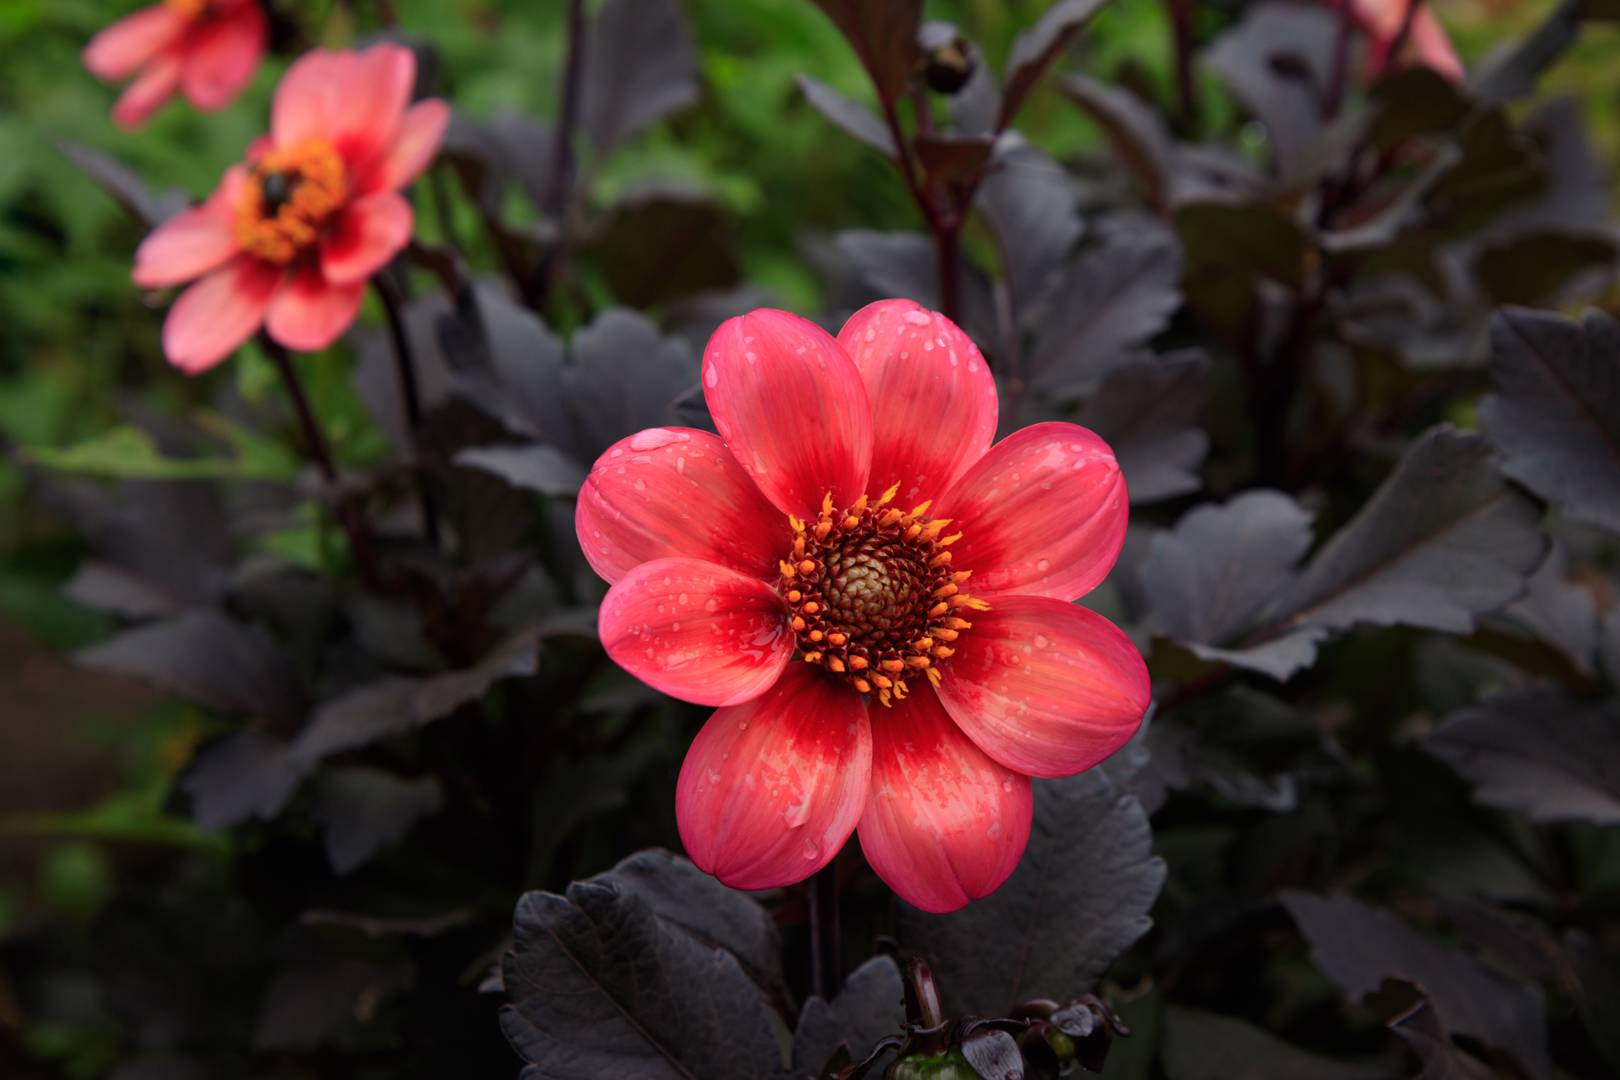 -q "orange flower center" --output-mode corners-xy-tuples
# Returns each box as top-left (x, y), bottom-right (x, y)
(166, 0), (210, 19)
(234, 138), (348, 265)
(778, 484), (985, 707)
